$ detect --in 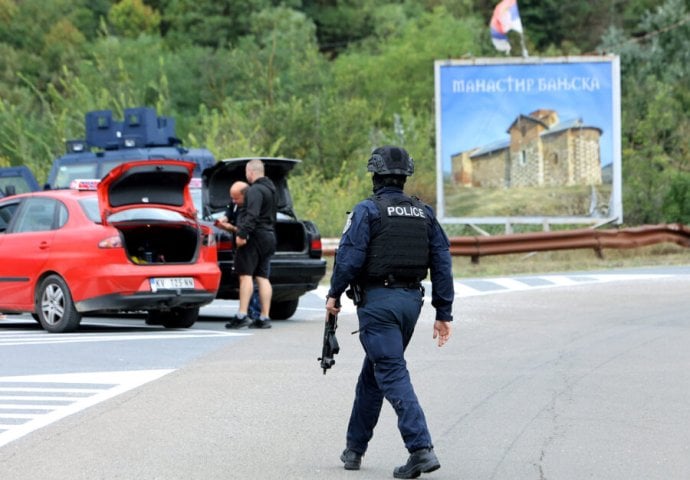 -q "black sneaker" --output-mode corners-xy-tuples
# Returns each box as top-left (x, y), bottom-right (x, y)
(225, 316), (251, 329)
(248, 317), (272, 329)
(393, 447), (440, 479)
(340, 448), (362, 470)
